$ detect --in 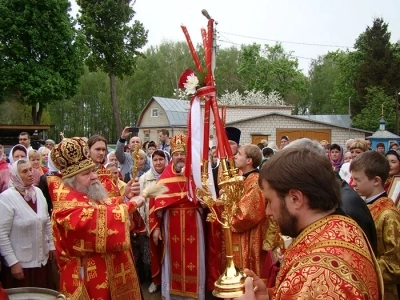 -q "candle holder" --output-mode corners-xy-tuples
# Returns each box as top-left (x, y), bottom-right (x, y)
(197, 159), (246, 298)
